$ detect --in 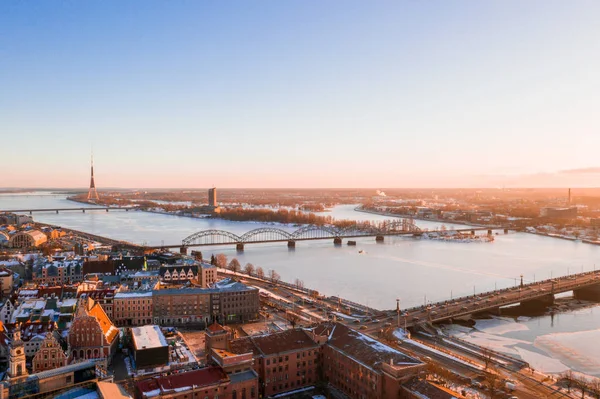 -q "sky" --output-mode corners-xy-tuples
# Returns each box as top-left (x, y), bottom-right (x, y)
(2, 1), (600, 188)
